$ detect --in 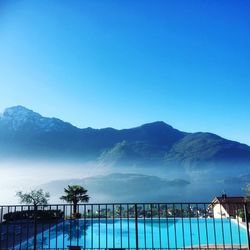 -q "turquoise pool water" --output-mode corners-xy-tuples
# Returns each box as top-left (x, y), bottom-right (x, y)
(19, 218), (247, 249)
